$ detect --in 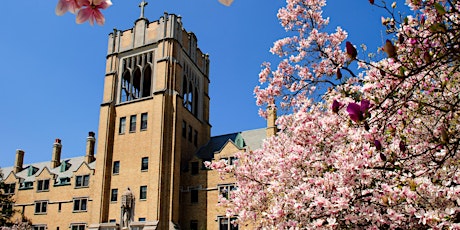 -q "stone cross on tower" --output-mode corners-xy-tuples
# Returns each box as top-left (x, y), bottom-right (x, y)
(139, 0), (148, 19)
